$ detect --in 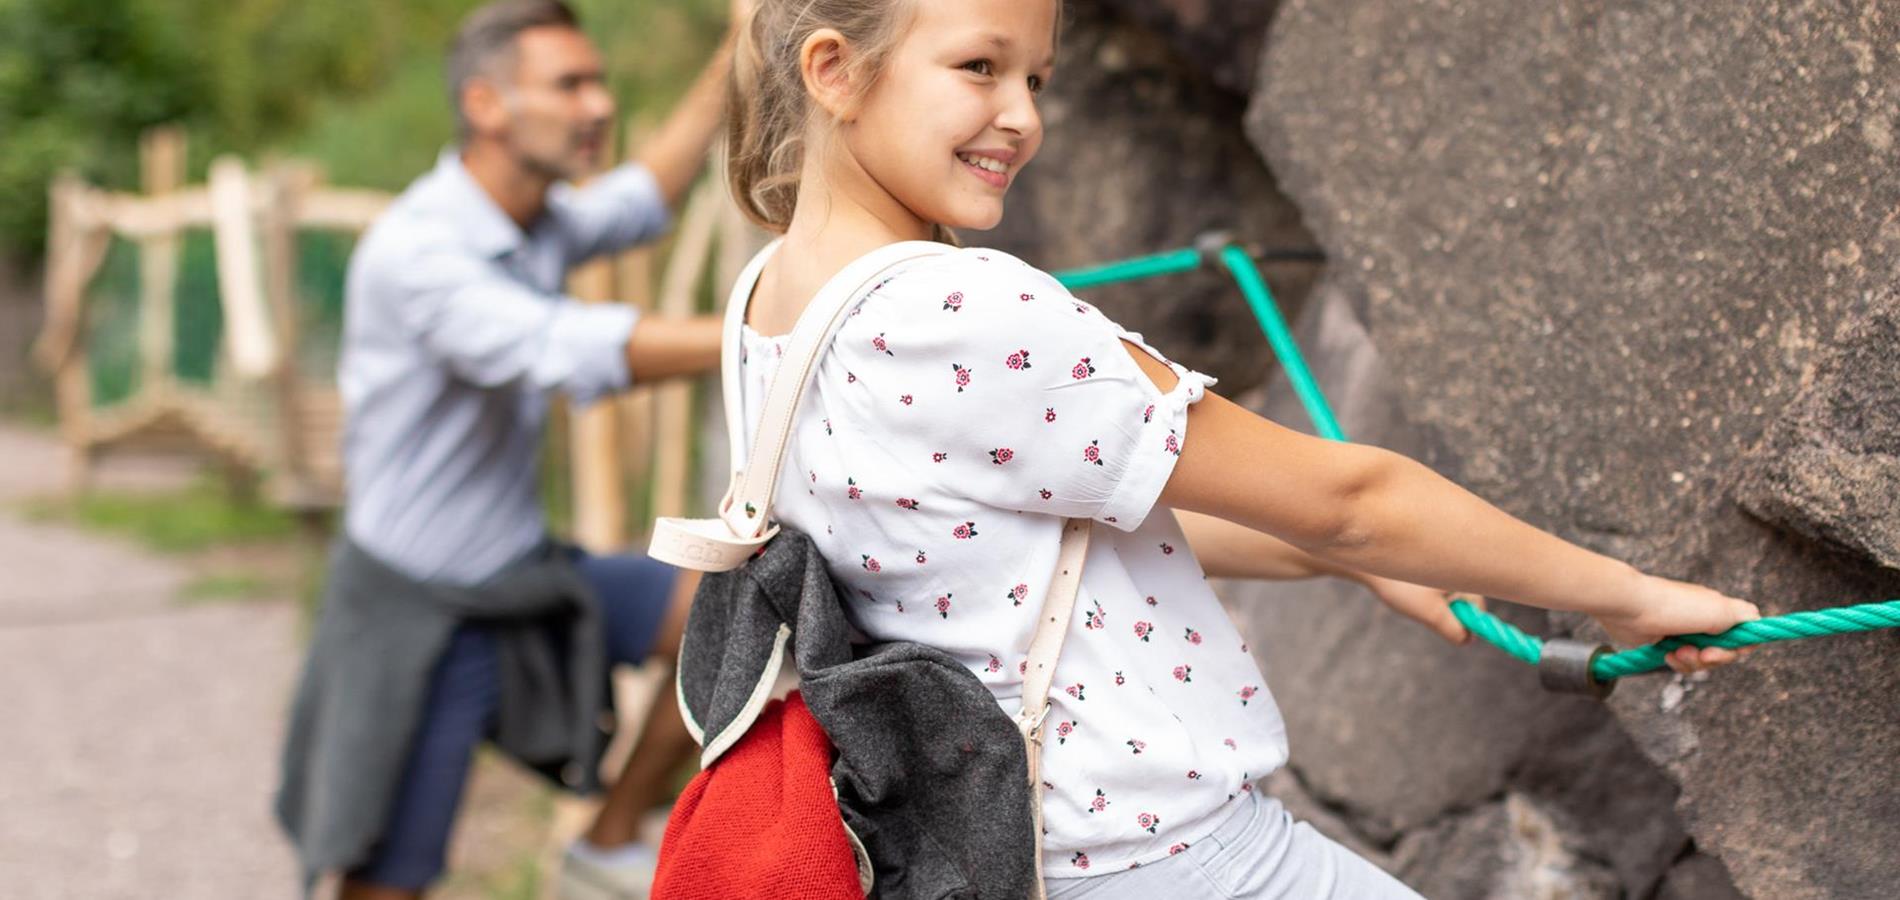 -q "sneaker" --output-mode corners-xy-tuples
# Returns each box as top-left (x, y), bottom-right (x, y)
(557, 839), (660, 900)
